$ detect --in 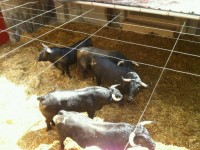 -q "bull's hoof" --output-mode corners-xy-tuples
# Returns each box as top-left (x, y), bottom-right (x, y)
(67, 75), (72, 78)
(127, 100), (134, 103)
(46, 126), (52, 131)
